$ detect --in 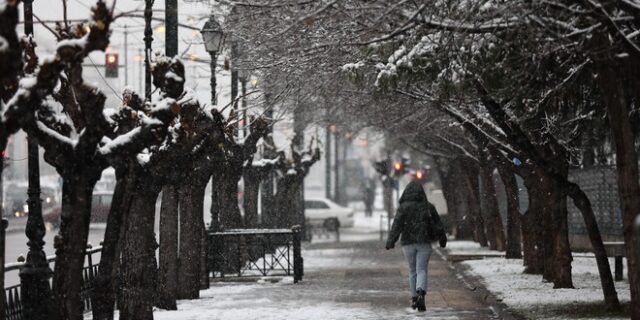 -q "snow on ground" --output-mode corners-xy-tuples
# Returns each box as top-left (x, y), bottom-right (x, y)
(445, 240), (504, 257)
(454, 241), (630, 320)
